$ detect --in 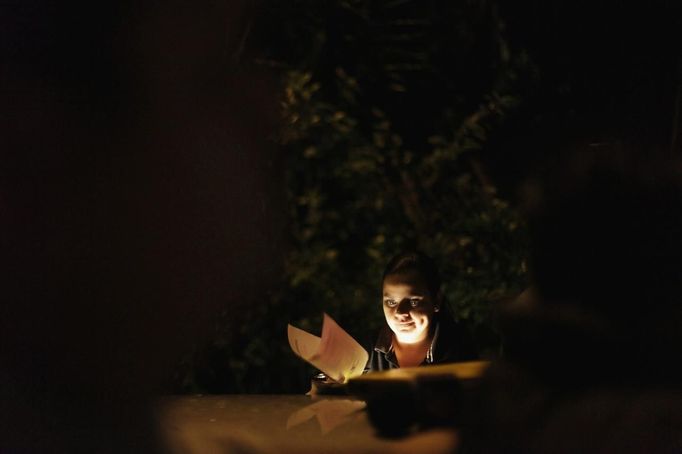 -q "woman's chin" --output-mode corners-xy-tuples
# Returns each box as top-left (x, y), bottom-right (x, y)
(394, 331), (424, 344)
